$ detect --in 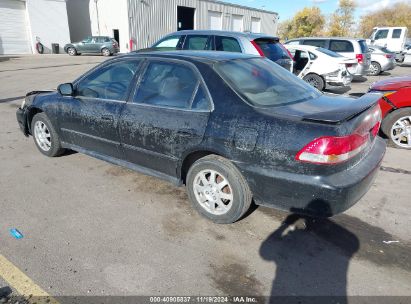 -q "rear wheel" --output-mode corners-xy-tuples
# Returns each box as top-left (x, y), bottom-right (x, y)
(186, 155), (252, 224)
(31, 113), (65, 157)
(382, 108), (411, 149)
(303, 73), (325, 91)
(368, 61), (381, 76)
(102, 48), (111, 57)
(67, 47), (77, 56)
